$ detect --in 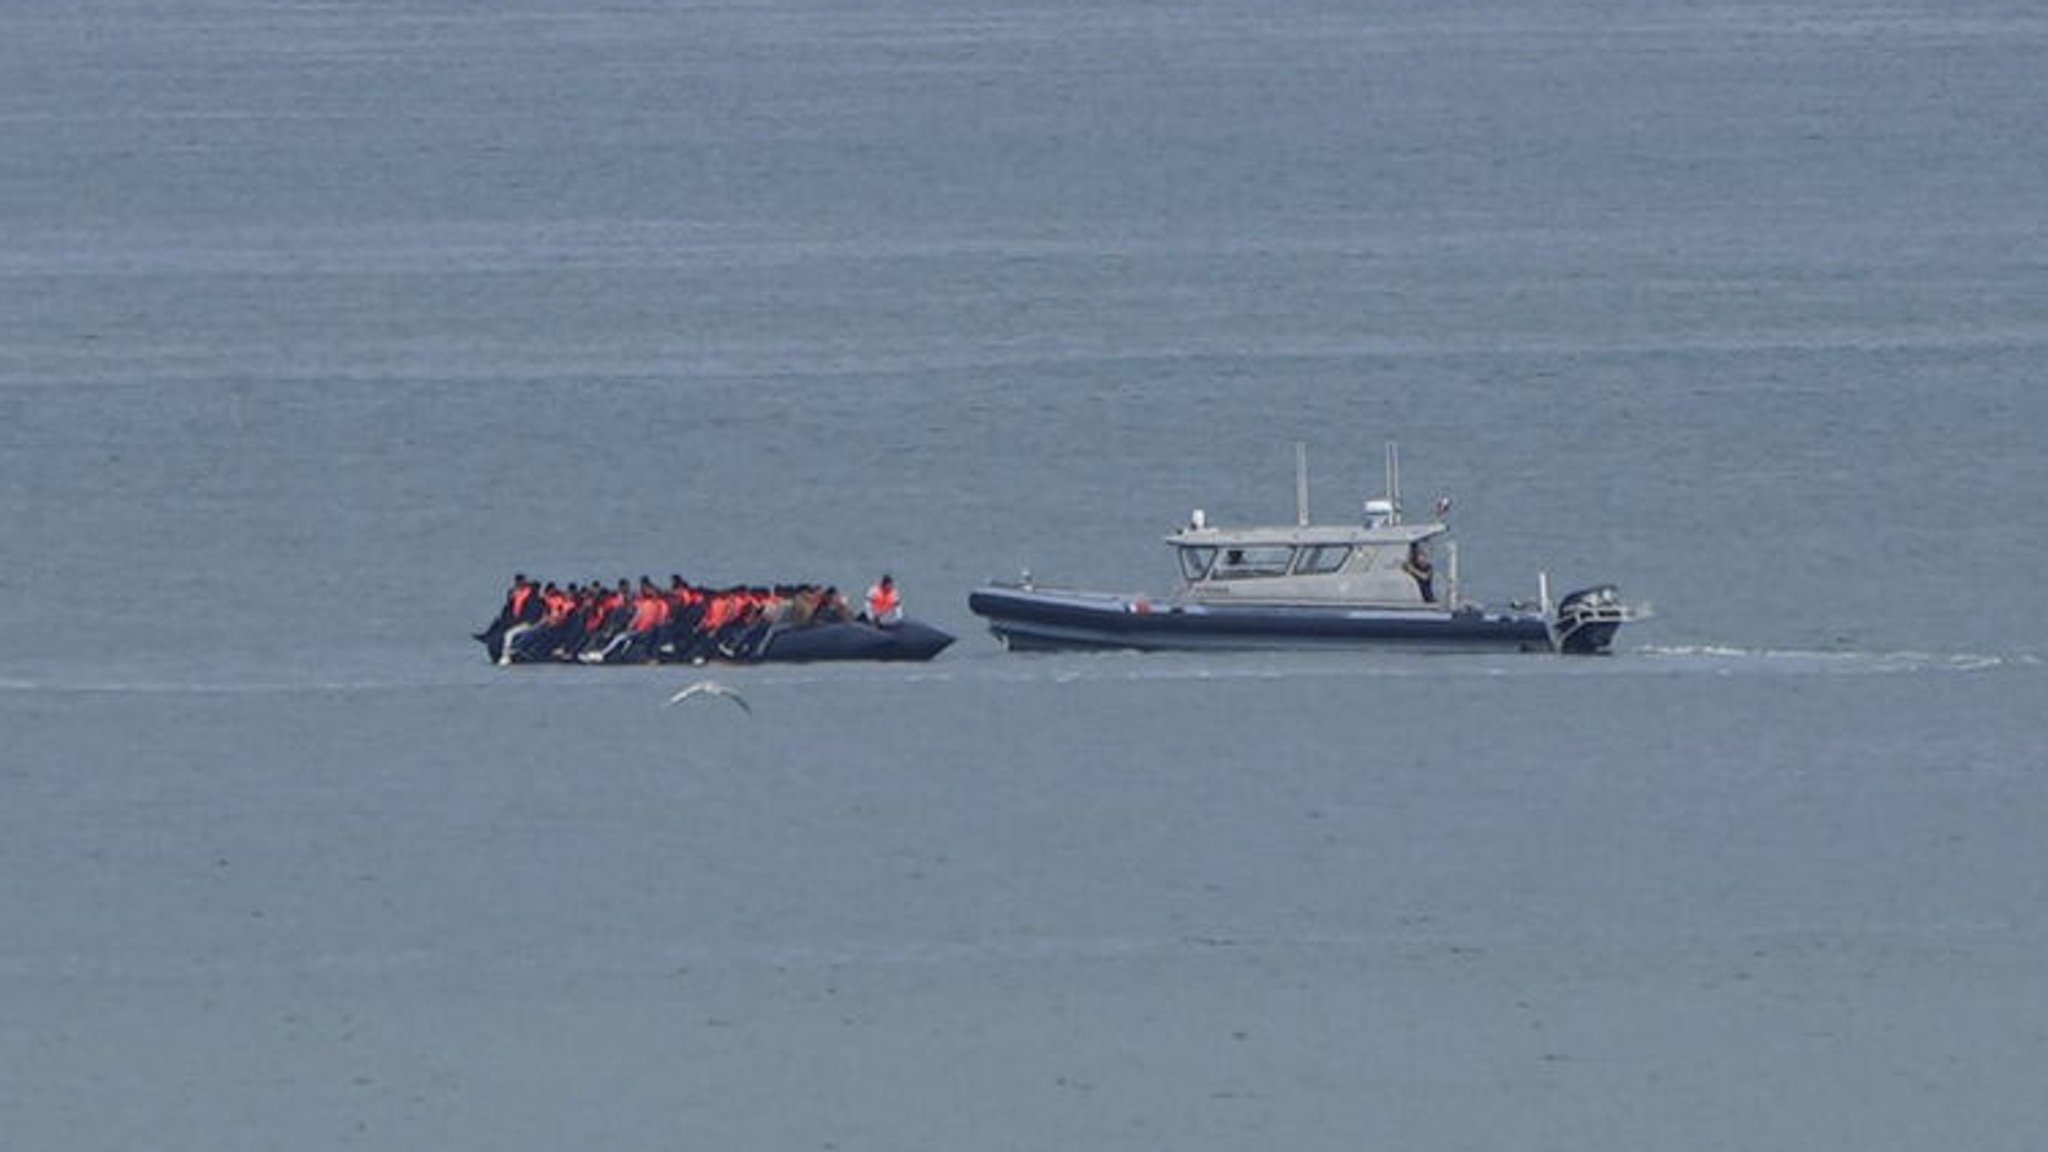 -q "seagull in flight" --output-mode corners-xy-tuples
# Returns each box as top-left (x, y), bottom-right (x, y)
(666, 680), (752, 714)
